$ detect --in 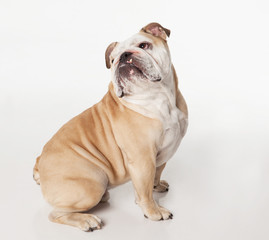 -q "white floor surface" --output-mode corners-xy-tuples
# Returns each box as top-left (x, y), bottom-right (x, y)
(0, 102), (268, 240)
